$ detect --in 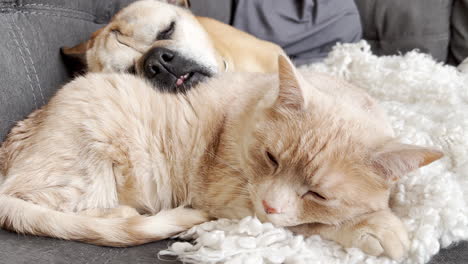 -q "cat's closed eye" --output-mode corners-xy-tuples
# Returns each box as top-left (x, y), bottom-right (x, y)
(266, 150), (279, 168)
(303, 190), (327, 201)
